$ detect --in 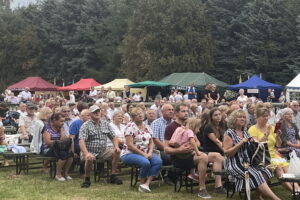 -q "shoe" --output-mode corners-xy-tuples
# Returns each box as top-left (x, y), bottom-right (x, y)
(81, 180), (91, 188)
(214, 186), (226, 194)
(110, 174), (123, 185)
(197, 189), (212, 199)
(55, 176), (66, 181)
(139, 184), (151, 192)
(65, 176), (73, 180)
(188, 173), (199, 182)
